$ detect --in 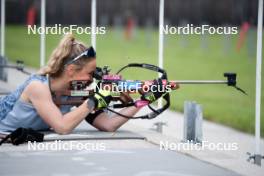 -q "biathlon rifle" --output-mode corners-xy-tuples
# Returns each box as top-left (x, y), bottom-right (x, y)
(53, 63), (246, 119)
